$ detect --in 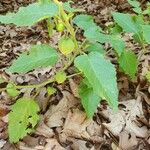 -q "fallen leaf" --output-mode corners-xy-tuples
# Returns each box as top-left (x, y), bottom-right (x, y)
(62, 109), (103, 143)
(119, 131), (138, 150)
(36, 119), (54, 138)
(102, 98), (148, 137)
(45, 139), (65, 150)
(45, 91), (79, 128)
